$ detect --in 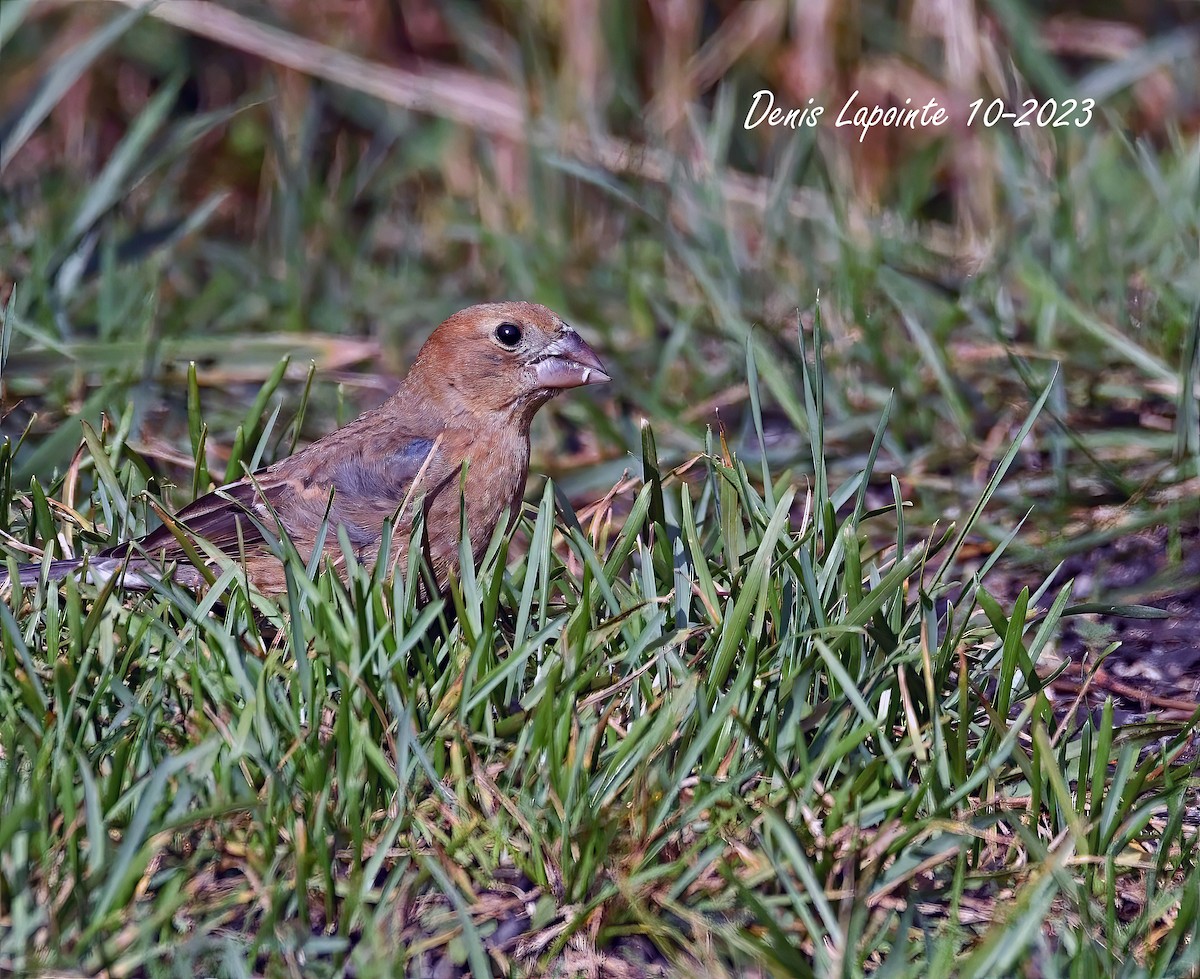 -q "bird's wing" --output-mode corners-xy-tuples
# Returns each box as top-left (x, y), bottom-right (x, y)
(113, 432), (451, 572)
(109, 475), (303, 566)
(302, 434), (452, 551)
